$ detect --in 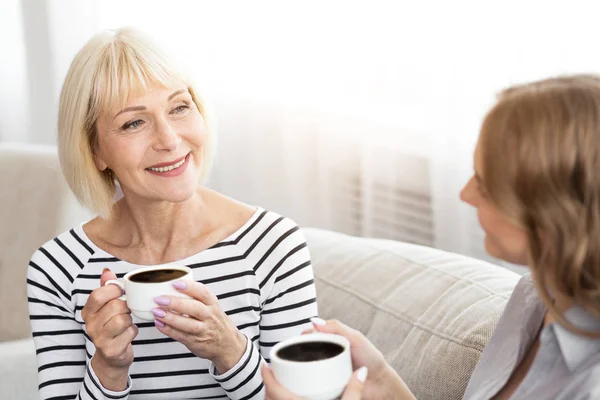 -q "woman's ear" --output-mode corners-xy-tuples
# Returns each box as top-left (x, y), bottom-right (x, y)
(93, 151), (108, 171)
